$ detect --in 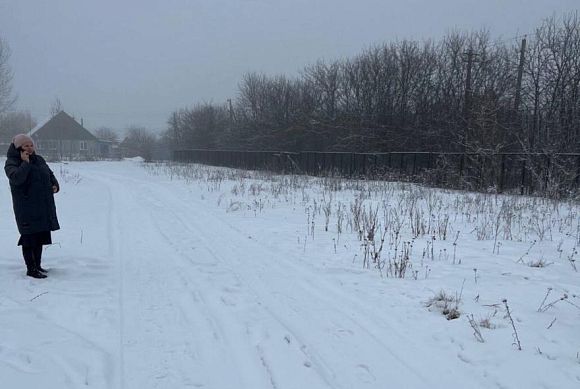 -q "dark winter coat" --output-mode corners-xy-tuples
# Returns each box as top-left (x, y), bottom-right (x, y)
(4, 144), (60, 235)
